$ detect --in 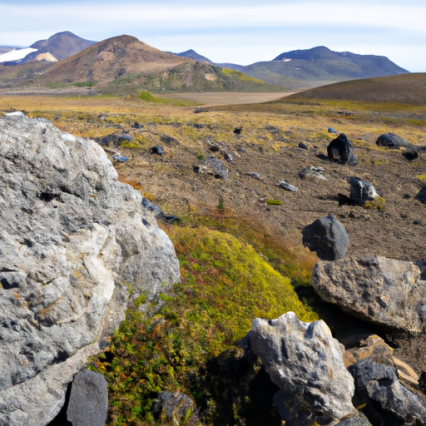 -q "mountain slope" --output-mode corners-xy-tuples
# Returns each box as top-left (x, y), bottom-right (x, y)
(0, 46), (14, 55)
(282, 73), (426, 105)
(171, 49), (212, 63)
(219, 46), (408, 89)
(42, 35), (188, 84)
